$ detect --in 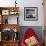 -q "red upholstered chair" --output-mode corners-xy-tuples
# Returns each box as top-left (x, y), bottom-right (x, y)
(21, 28), (41, 46)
